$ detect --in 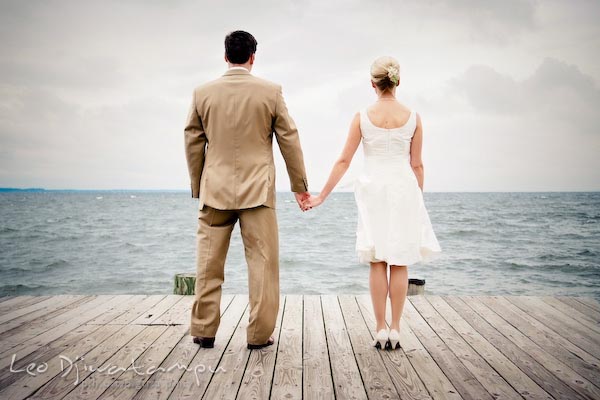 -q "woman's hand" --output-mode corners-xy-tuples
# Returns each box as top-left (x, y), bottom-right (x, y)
(303, 195), (324, 210)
